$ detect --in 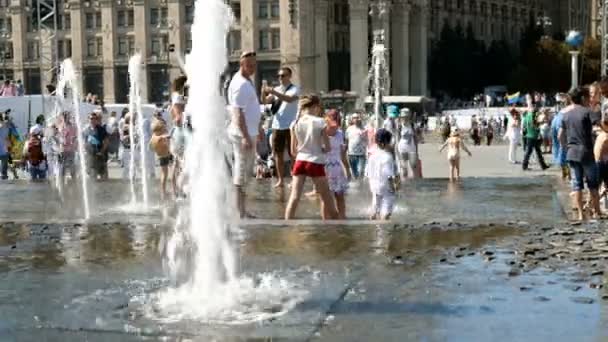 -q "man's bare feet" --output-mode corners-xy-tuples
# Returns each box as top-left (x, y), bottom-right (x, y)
(576, 210), (584, 221)
(370, 213), (378, 220)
